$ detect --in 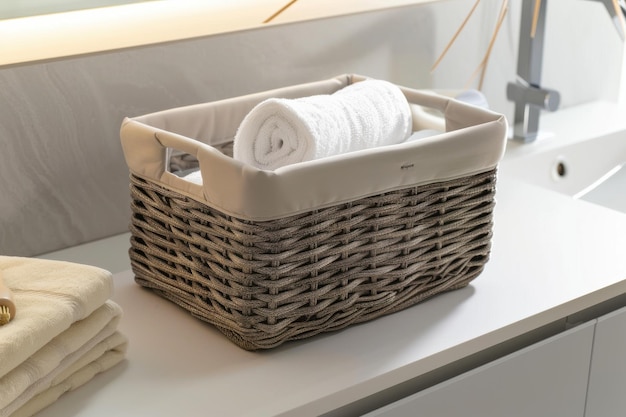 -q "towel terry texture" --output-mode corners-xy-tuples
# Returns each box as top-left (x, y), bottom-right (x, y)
(0, 256), (127, 417)
(233, 79), (413, 170)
